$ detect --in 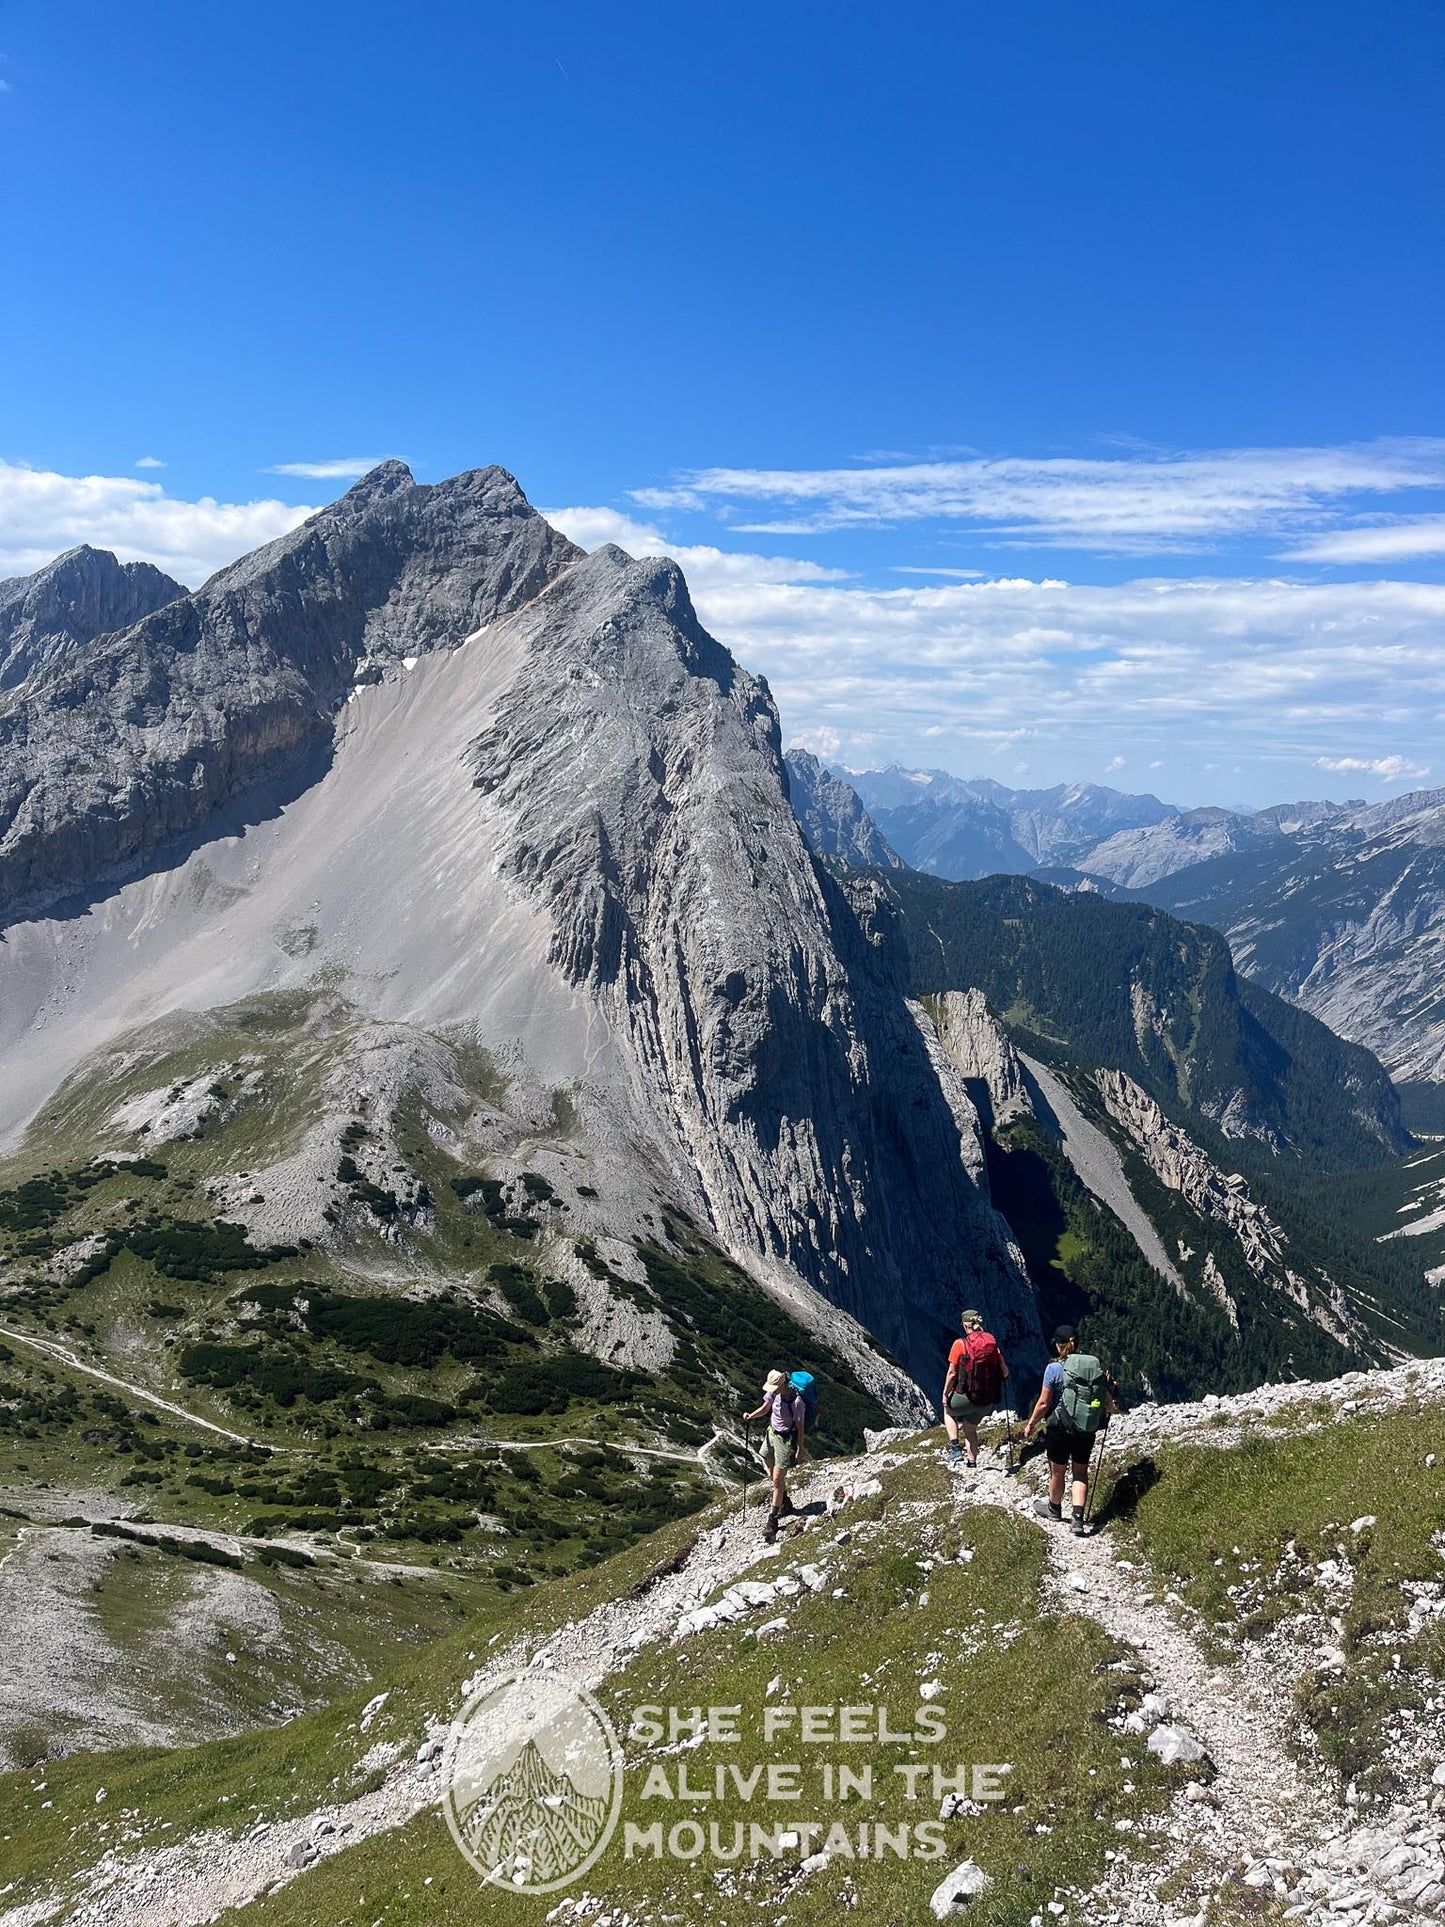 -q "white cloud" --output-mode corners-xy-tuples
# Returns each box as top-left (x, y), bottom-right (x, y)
(266, 457), (396, 480)
(1315, 754), (1430, 782)
(789, 724), (843, 760)
(543, 504), (851, 590)
(133, 455), (166, 469)
(891, 565), (988, 579)
(1284, 516), (1445, 564)
(557, 502), (1445, 800)
(633, 439), (1445, 554)
(0, 459), (316, 587)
